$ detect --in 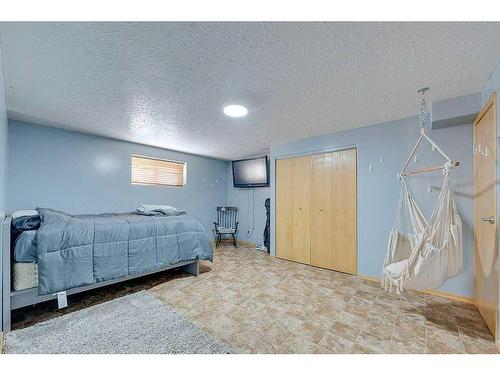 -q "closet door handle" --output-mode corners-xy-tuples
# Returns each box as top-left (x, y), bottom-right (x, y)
(481, 216), (495, 224)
